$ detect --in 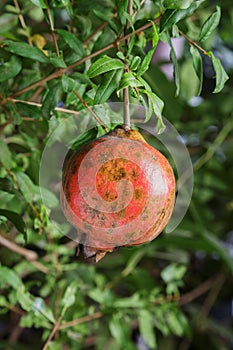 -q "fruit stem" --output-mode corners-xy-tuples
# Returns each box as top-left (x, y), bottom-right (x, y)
(123, 0), (133, 131)
(123, 88), (131, 131)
